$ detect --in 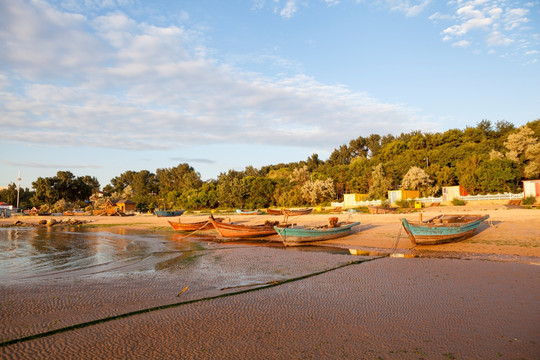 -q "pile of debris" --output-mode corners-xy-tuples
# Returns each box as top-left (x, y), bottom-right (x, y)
(38, 218), (88, 227)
